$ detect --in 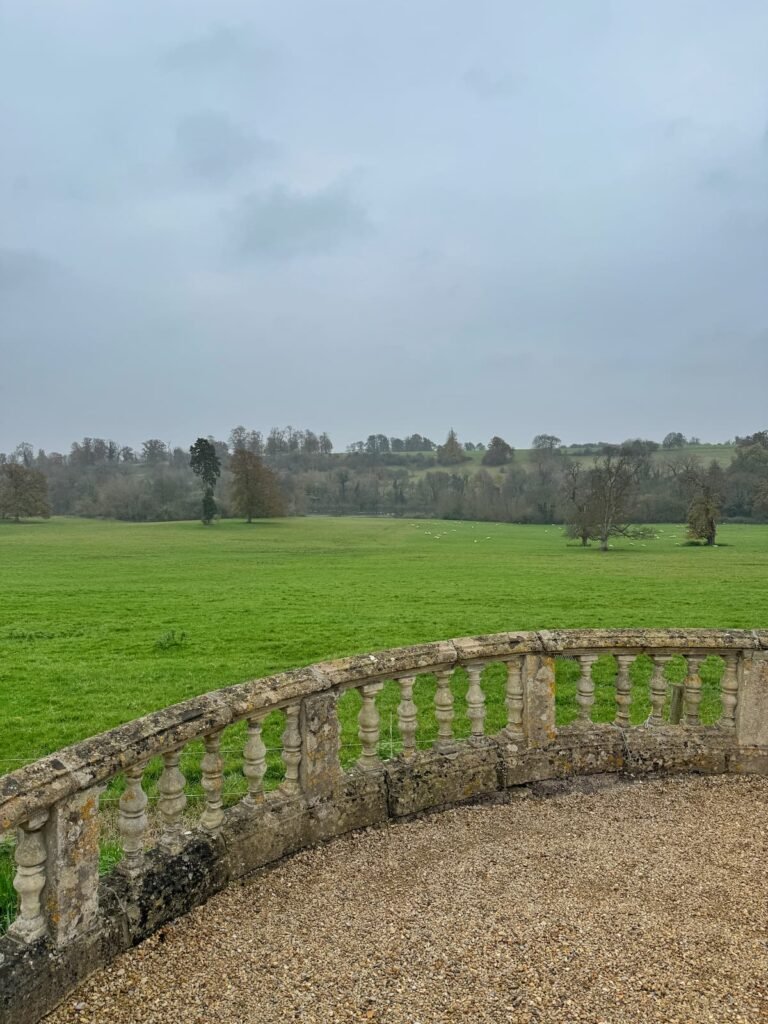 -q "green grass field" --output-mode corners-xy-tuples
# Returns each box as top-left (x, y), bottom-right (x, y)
(1, 515), (766, 930)
(2, 515), (767, 770)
